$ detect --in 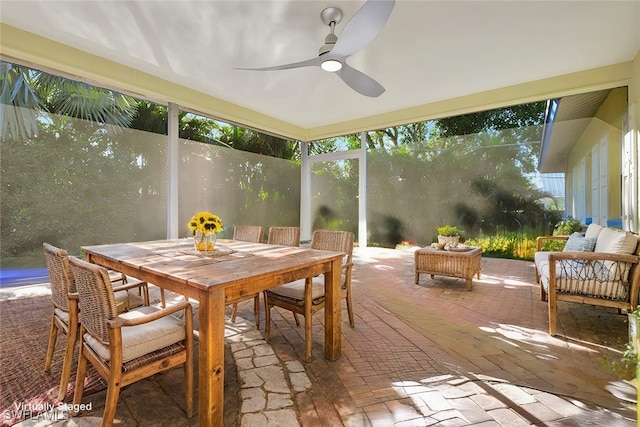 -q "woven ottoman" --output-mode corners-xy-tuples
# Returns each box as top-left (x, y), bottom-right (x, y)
(414, 246), (482, 291)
